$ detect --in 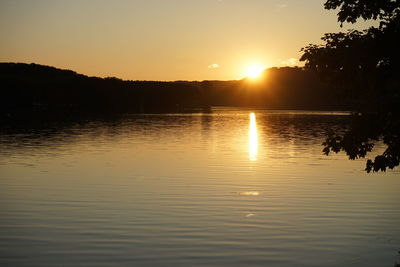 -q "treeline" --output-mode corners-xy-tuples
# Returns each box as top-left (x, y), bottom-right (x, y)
(205, 67), (340, 109)
(1, 62), (346, 116)
(0, 63), (205, 114)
